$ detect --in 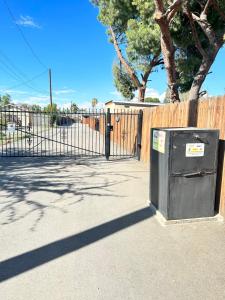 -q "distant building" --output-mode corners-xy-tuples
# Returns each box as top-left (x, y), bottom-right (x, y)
(0, 104), (30, 127)
(105, 100), (162, 110)
(0, 104), (50, 127)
